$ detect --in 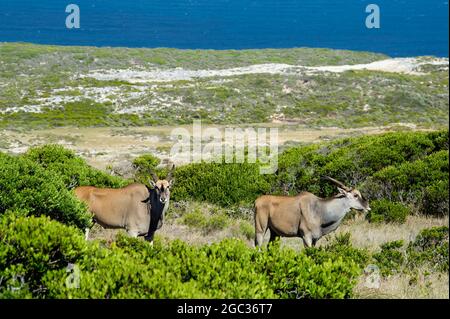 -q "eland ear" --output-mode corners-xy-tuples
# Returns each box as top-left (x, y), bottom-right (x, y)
(337, 187), (347, 195)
